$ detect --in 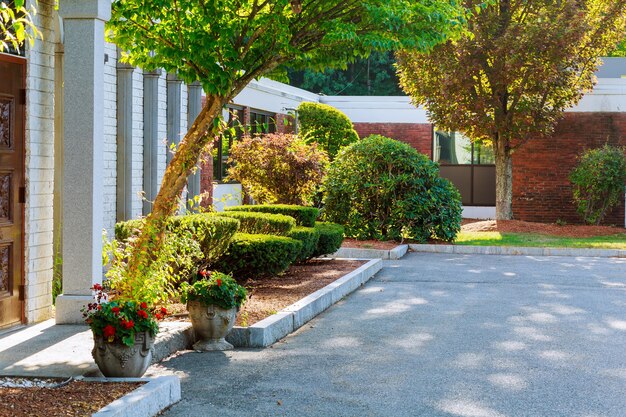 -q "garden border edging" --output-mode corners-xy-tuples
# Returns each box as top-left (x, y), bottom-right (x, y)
(409, 244), (626, 258)
(330, 245), (408, 260)
(88, 375), (180, 417)
(226, 258), (383, 348)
